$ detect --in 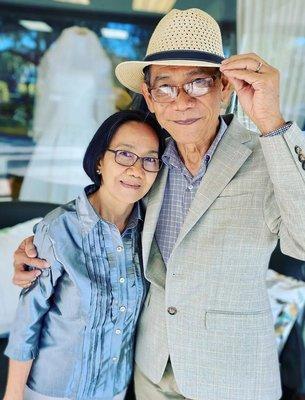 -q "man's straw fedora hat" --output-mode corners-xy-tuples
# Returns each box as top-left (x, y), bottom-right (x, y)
(115, 8), (225, 94)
